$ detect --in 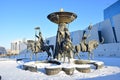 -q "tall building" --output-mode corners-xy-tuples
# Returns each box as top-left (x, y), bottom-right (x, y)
(104, 0), (120, 20)
(11, 39), (27, 54)
(112, 14), (120, 42)
(96, 19), (116, 43)
(103, 0), (120, 43)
